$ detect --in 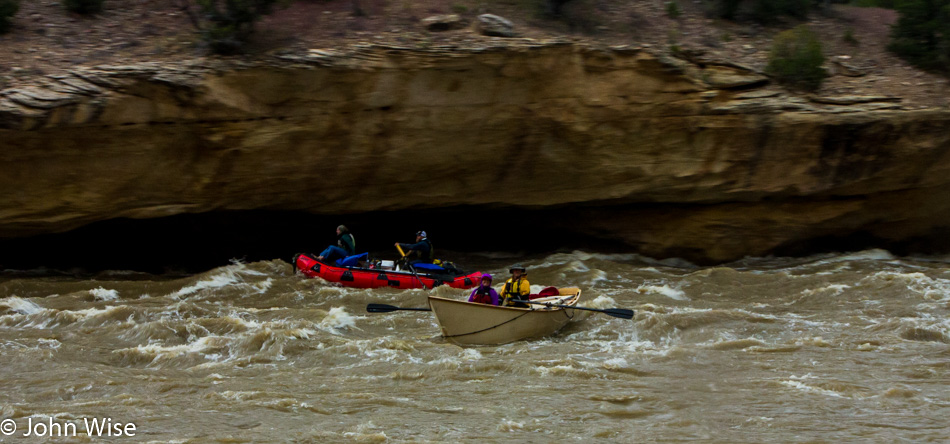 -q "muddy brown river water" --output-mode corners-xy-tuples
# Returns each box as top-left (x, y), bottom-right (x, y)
(1, 249), (948, 442)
